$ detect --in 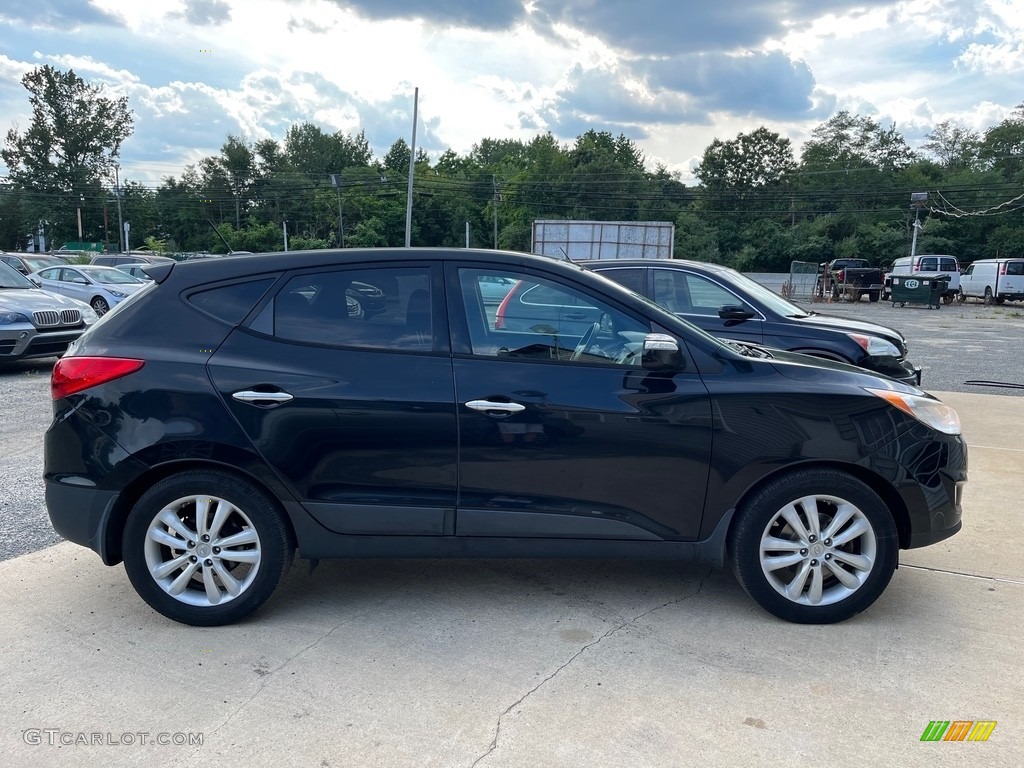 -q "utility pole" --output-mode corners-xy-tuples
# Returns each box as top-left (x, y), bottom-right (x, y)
(76, 194), (84, 240)
(492, 175), (498, 249)
(114, 166), (125, 253)
(404, 87), (418, 248)
(331, 174), (345, 247)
